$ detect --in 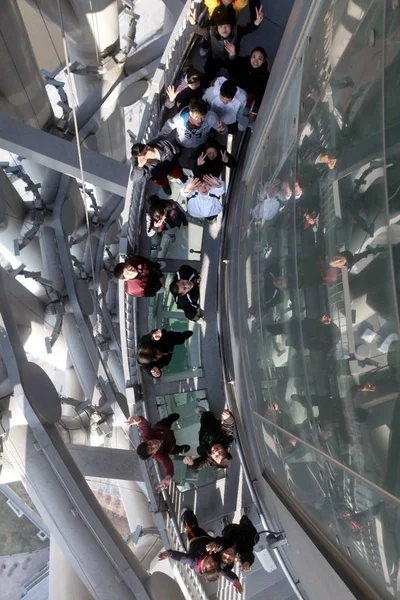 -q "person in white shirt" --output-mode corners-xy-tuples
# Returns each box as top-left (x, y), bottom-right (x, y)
(203, 78), (247, 133)
(181, 175), (225, 220)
